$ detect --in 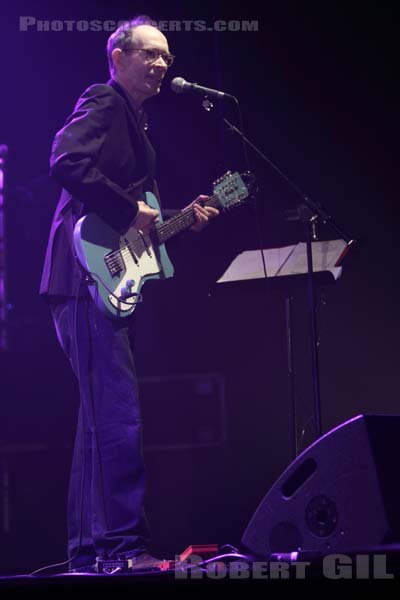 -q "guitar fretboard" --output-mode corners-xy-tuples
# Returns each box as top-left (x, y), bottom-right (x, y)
(154, 193), (221, 245)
